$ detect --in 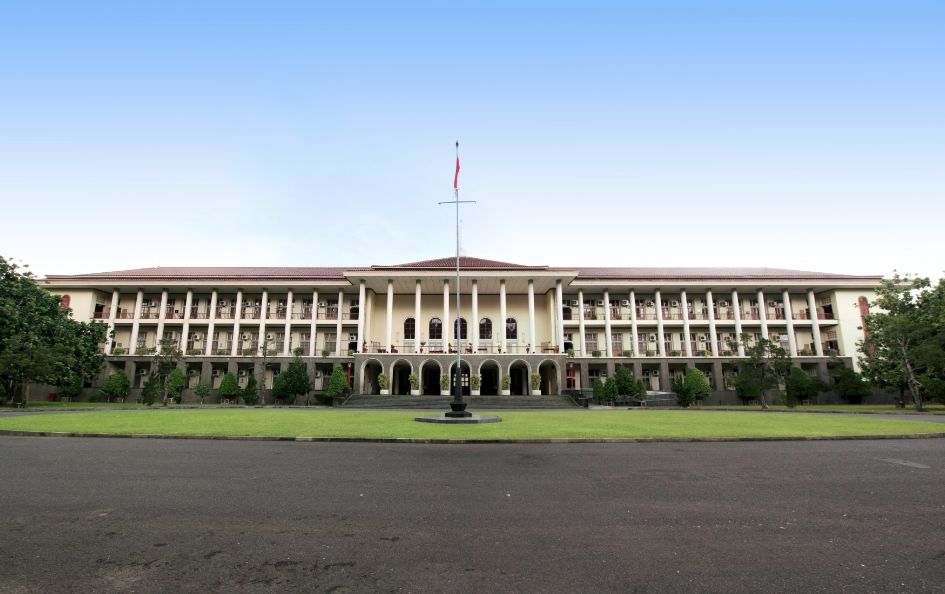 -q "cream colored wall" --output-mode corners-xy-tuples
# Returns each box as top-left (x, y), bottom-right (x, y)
(365, 291), (555, 346)
(831, 288), (875, 370)
(58, 289), (98, 322)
